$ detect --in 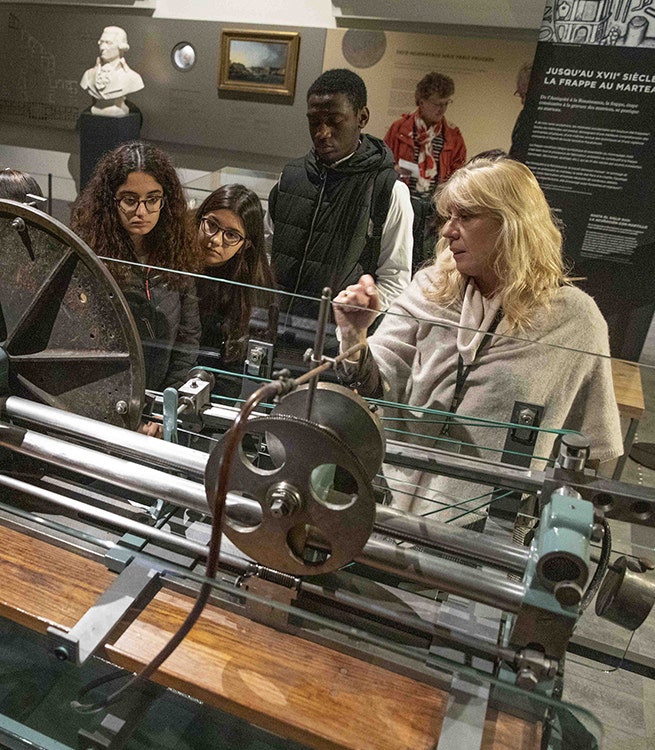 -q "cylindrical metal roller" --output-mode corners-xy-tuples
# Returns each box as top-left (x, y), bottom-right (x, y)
(595, 556), (655, 630)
